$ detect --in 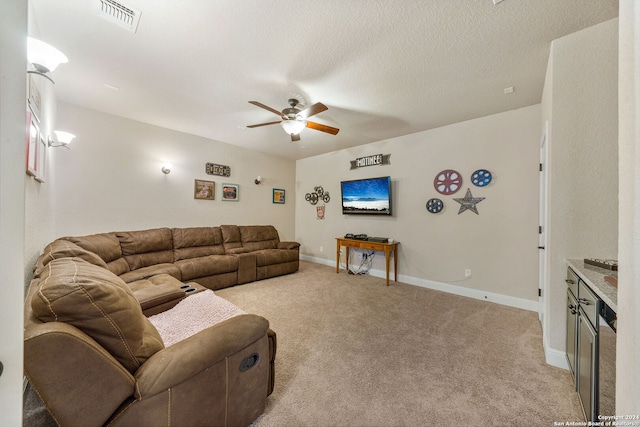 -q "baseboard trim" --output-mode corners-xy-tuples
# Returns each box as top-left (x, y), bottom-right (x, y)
(300, 254), (538, 312)
(544, 346), (569, 370)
